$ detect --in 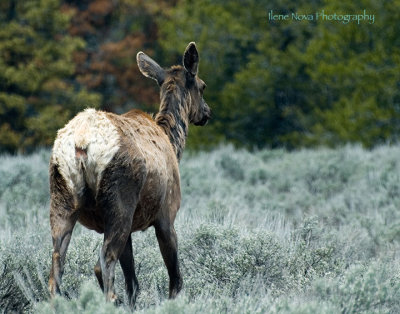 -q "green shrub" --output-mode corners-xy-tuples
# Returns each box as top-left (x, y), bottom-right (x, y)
(1, 146), (400, 312)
